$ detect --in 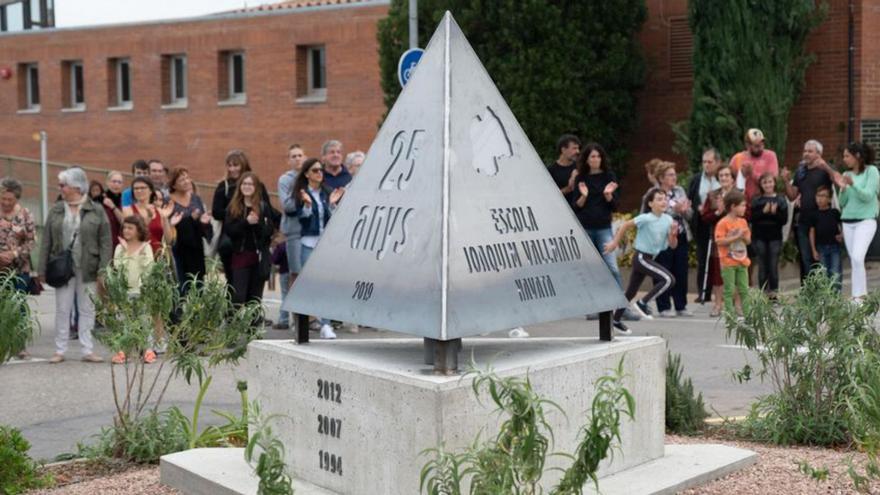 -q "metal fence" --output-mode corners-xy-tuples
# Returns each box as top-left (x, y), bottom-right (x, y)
(0, 154), (278, 226)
